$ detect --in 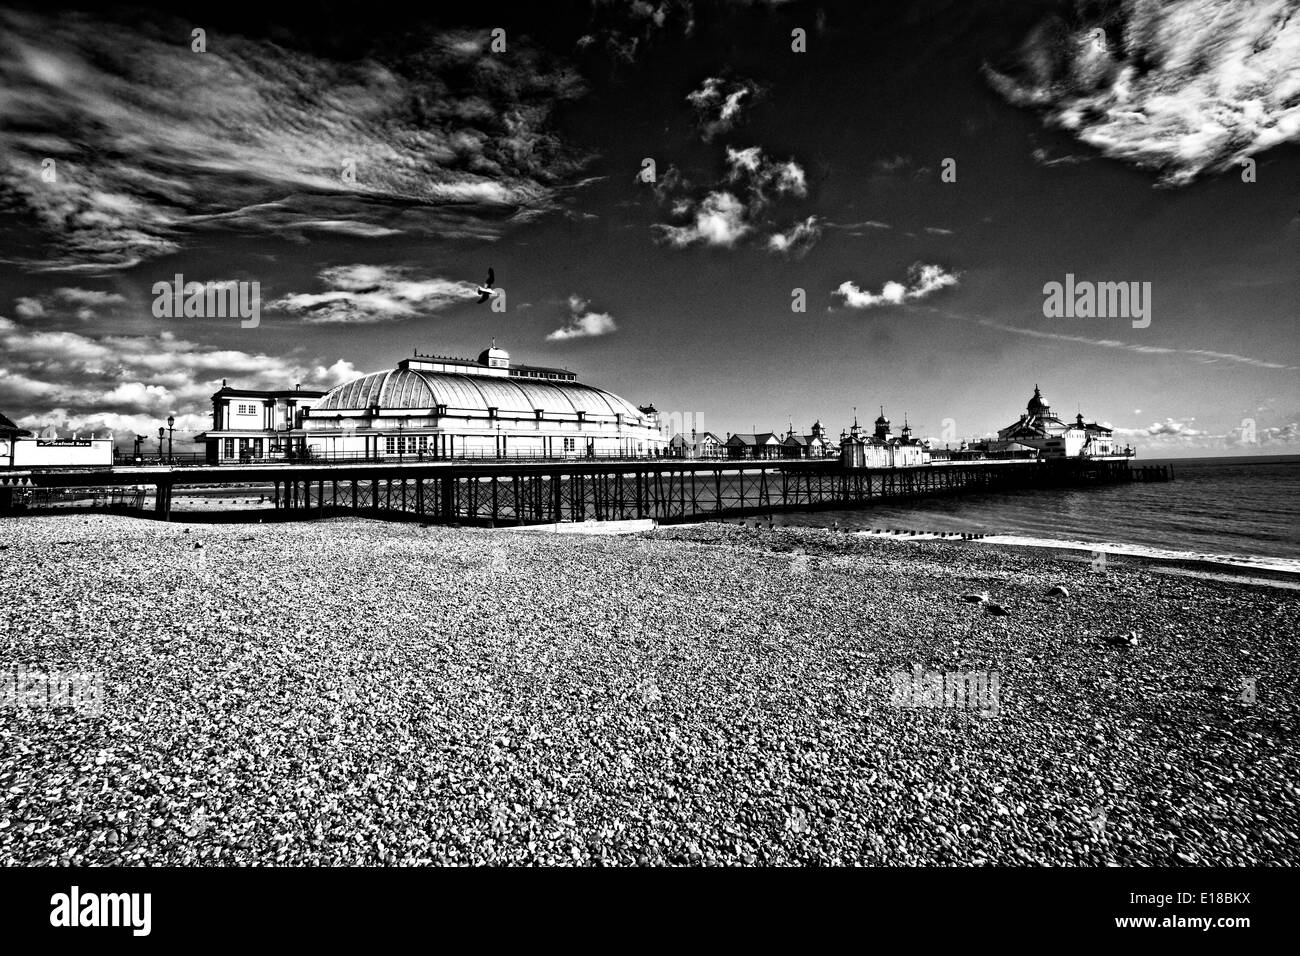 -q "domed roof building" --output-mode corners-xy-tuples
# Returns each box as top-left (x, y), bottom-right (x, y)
(201, 344), (666, 462)
(995, 384), (1117, 458)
